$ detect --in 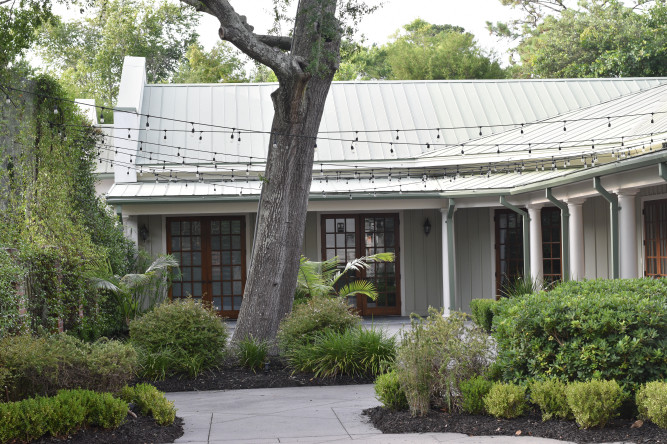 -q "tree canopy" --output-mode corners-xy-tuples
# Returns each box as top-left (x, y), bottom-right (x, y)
(173, 42), (248, 84)
(36, 0), (199, 111)
(336, 19), (506, 80)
